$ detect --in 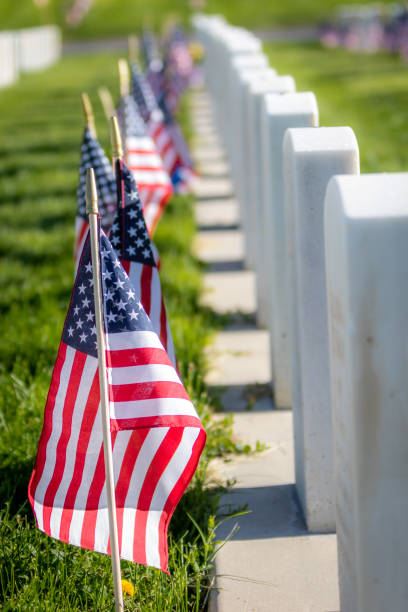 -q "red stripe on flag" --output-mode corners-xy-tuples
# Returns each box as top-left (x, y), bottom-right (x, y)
(141, 265), (152, 314)
(159, 295), (168, 351)
(58, 369), (100, 542)
(110, 380), (190, 403)
(42, 351), (87, 534)
(74, 219), (89, 264)
(28, 343), (68, 512)
(111, 414), (203, 432)
(132, 428), (184, 565)
(121, 260), (131, 276)
(115, 428), (150, 551)
(107, 347), (172, 368)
